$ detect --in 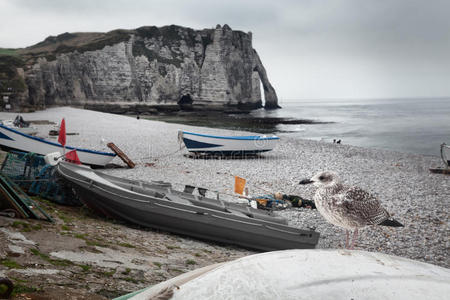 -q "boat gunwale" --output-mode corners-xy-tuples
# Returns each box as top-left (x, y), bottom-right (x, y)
(182, 131), (280, 141)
